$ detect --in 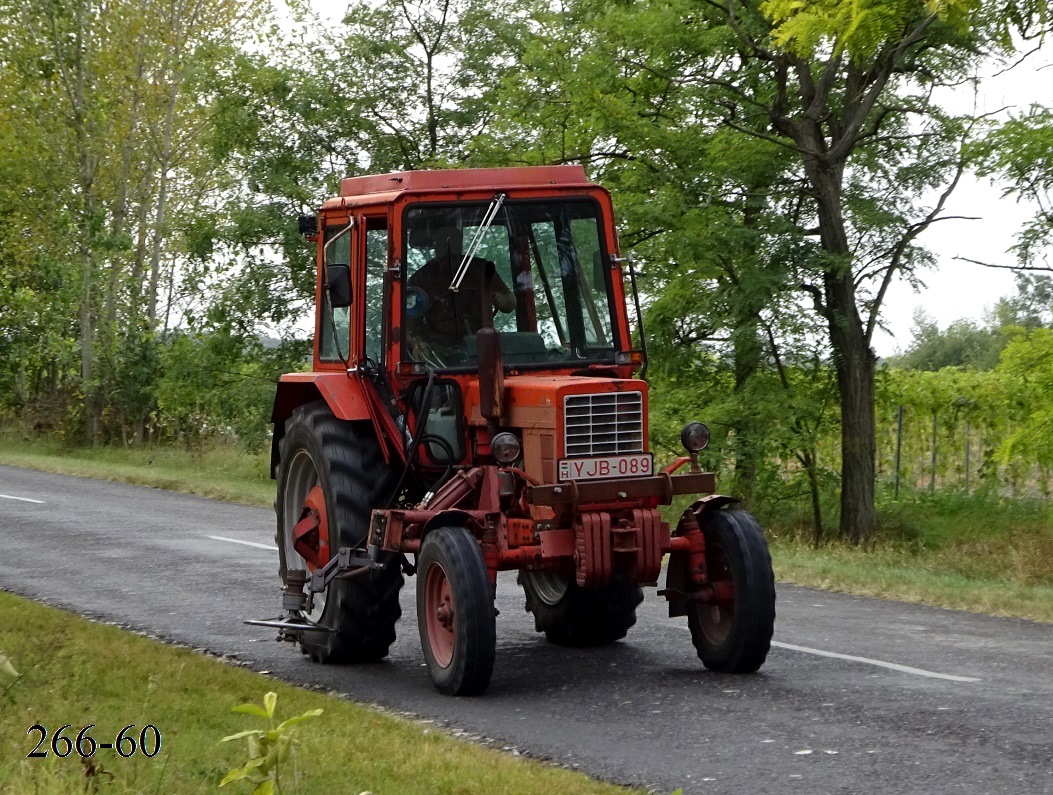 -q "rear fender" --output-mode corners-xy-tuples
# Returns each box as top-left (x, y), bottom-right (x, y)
(690, 494), (740, 516)
(270, 373), (373, 477)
